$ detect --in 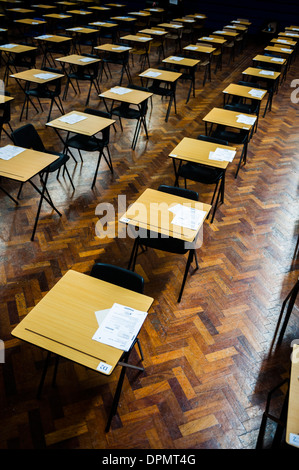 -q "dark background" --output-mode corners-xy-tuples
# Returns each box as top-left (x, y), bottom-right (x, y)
(125, 0), (299, 34)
